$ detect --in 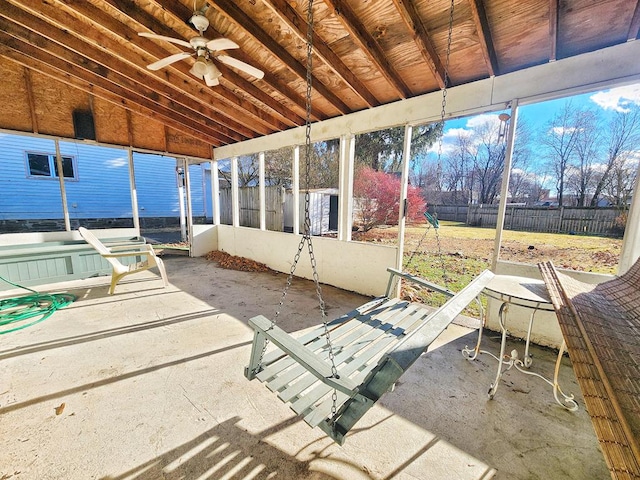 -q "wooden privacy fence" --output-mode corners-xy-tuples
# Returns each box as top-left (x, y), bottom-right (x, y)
(219, 186), (285, 231)
(462, 205), (624, 236)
